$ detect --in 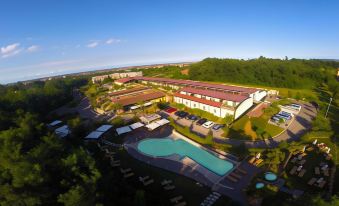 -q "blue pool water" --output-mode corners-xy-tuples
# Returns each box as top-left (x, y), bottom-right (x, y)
(137, 138), (234, 176)
(264, 172), (277, 181)
(256, 182), (265, 189)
